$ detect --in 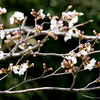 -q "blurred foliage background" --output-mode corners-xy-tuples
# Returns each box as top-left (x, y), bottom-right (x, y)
(0, 0), (100, 100)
